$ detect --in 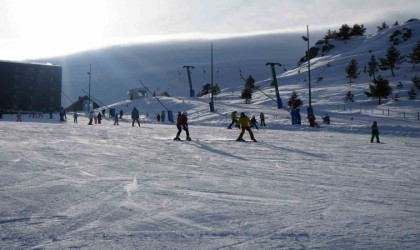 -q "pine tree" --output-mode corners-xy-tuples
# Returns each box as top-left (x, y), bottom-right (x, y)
(379, 45), (404, 77)
(365, 76), (393, 104)
(408, 41), (420, 69)
(408, 87), (417, 99)
(212, 84), (221, 96)
(240, 75), (254, 104)
(245, 75), (255, 90)
(339, 24), (351, 42)
(367, 55), (379, 80)
(287, 91), (303, 109)
(377, 21), (389, 32)
(346, 59), (360, 83)
(344, 91), (354, 103)
(350, 24), (366, 36)
(412, 76), (420, 89)
(241, 88), (252, 104)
